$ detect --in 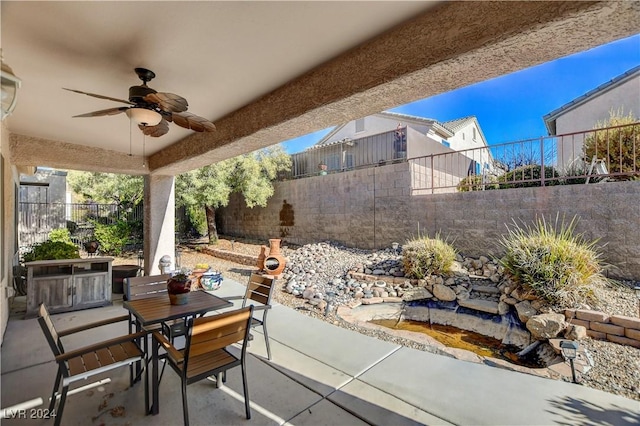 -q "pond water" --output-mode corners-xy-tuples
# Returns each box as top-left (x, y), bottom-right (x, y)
(370, 318), (543, 368)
